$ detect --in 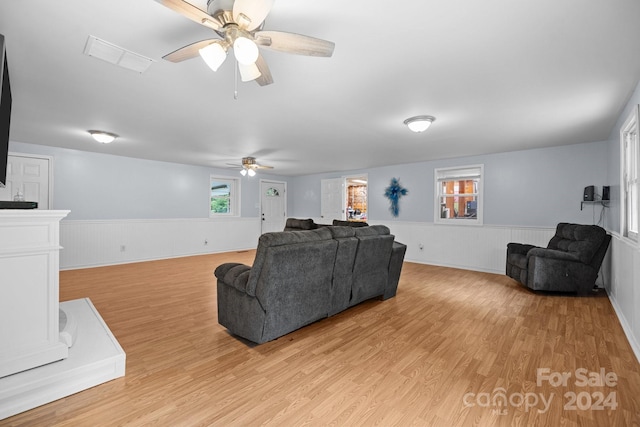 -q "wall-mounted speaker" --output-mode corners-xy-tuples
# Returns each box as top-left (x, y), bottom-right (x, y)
(602, 186), (610, 201)
(584, 185), (595, 201)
